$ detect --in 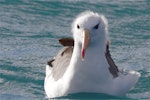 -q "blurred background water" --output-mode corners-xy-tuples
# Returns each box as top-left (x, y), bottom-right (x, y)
(0, 0), (149, 99)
